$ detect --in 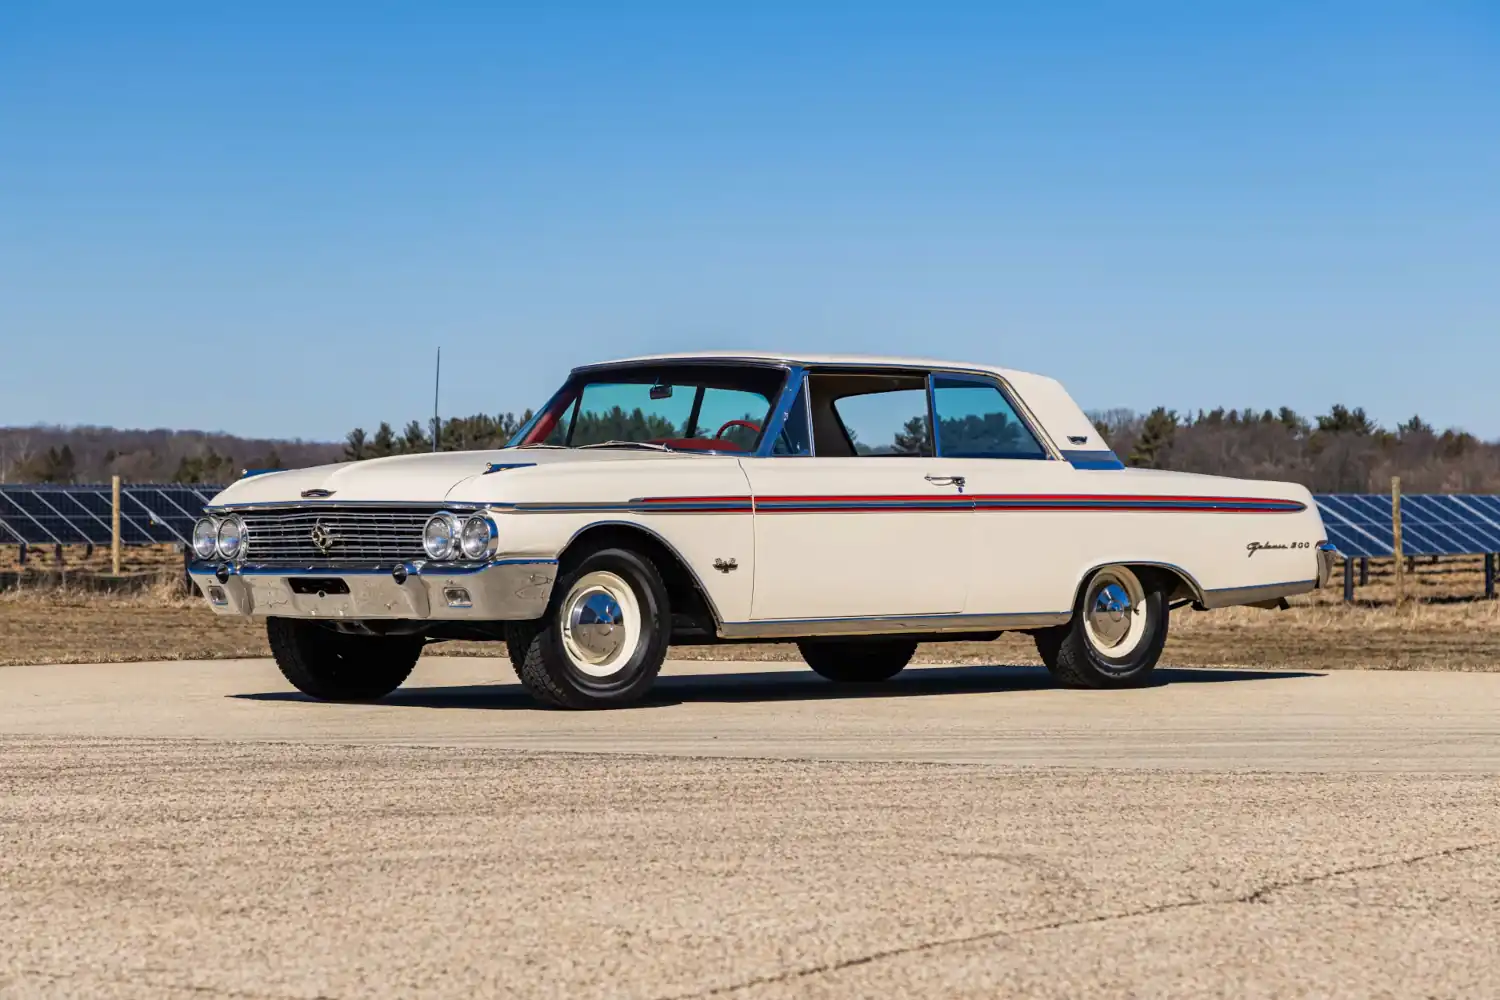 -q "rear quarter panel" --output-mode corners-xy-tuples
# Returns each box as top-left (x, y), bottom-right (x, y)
(964, 465), (1325, 615)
